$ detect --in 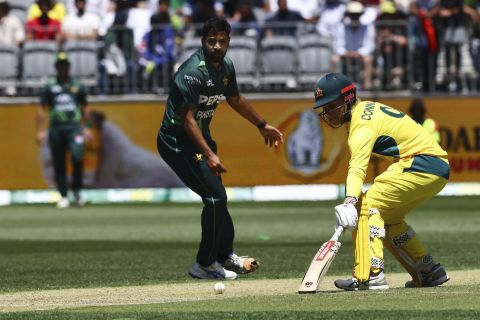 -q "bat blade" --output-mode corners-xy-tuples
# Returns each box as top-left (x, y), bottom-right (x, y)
(298, 235), (342, 294)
